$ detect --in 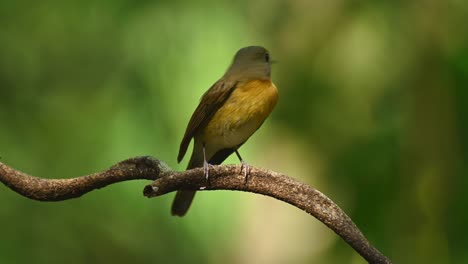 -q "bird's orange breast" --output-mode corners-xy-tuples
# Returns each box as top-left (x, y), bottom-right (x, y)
(200, 79), (278, 150)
